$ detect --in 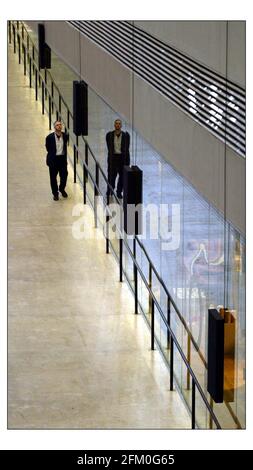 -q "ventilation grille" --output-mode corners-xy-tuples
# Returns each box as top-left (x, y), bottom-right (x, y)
(69, 20), (246, 157)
